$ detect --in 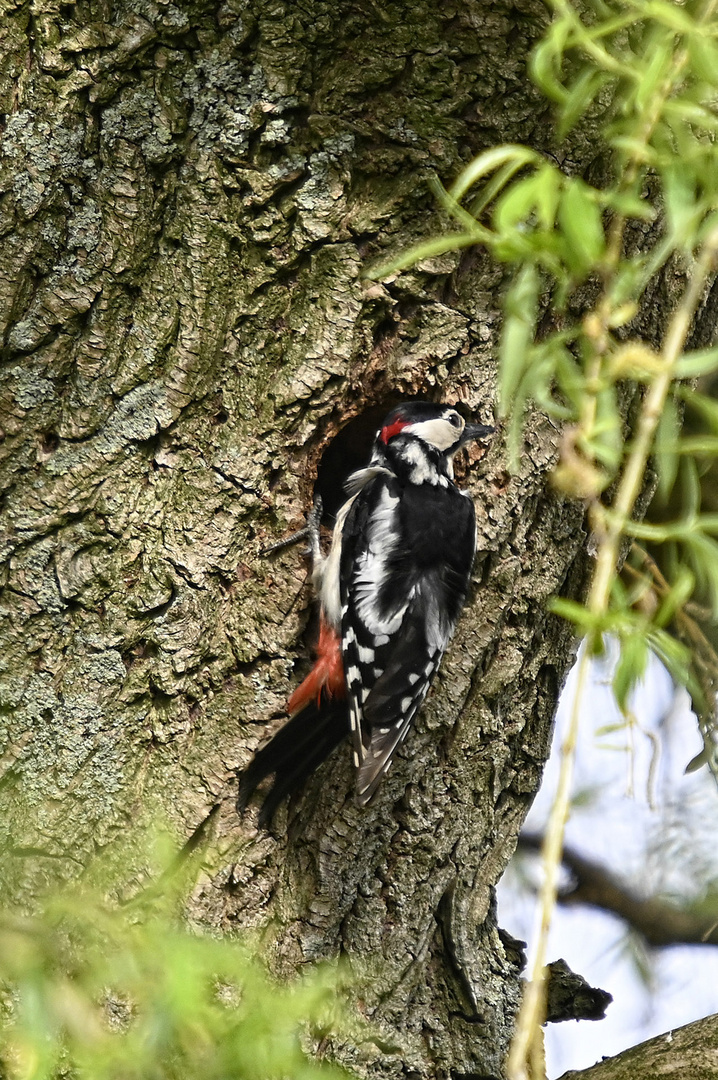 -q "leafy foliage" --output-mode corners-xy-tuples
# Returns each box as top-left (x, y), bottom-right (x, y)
(0, 834), (354, 1080)
(375, 0), (718, 767)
